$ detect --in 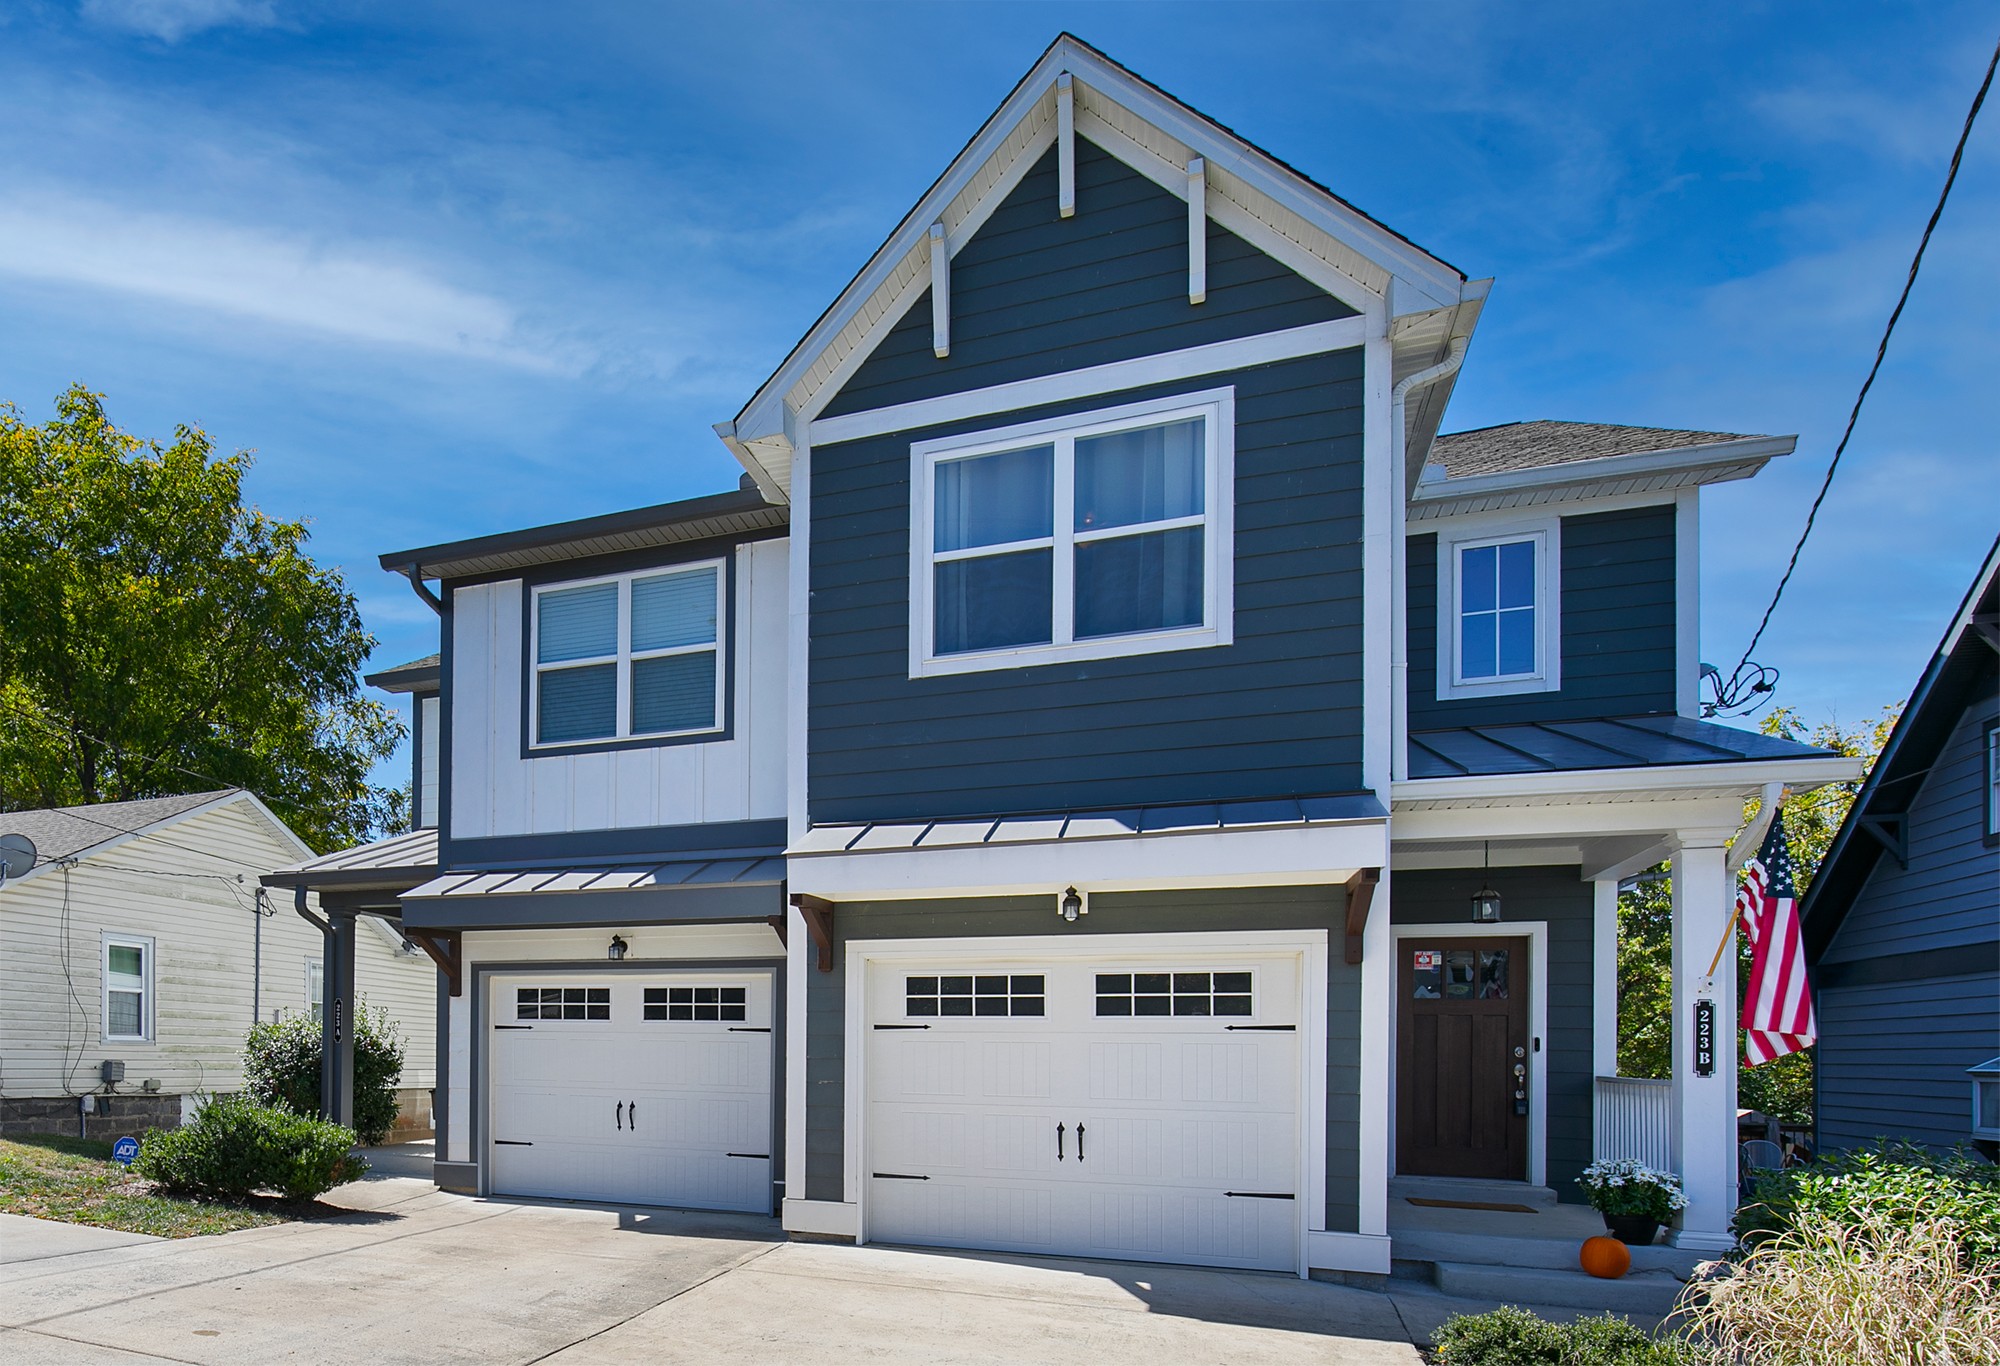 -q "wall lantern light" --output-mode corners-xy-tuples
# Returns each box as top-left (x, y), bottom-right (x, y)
(1471, 842), (1504, 923)
(607, 935), (629, 962)
(1058, 887), (1086, 923)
